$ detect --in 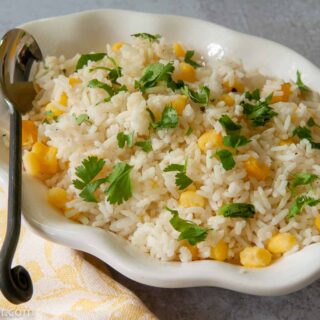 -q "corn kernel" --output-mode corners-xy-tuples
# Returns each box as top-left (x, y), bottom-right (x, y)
(23, 152), (41, 176)
(112, 42), (124, 52)
(58, 92), (68, 106)
(271, 83), (291, 103)
(179, 190), (205, 208)
(22, 120), (38, 147)
(173, 43), (186, 57)
(181, 240), (198, 260)
(171, 95), (188, 115)
(210, 240), (228, 261)
(240, 246), (272, 268)
(174, 62), (197, 82)
(45, 102), (65, 118)
(47, 187), (67, 210)
(267, 233), (296, 254)
(223, 79), (244, 93)
(315, 215), (320, 231)
(219, 94), (235, 107)
(198, 130), (223, 152)
(279, 138), (295, 146)
(69, 77), (81, 87)
(244, 157), (270, 180)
